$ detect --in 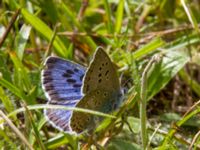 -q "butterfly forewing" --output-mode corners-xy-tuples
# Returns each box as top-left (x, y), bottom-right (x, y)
(42, 57), (86, 132)
(82, 47), (121, 95)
